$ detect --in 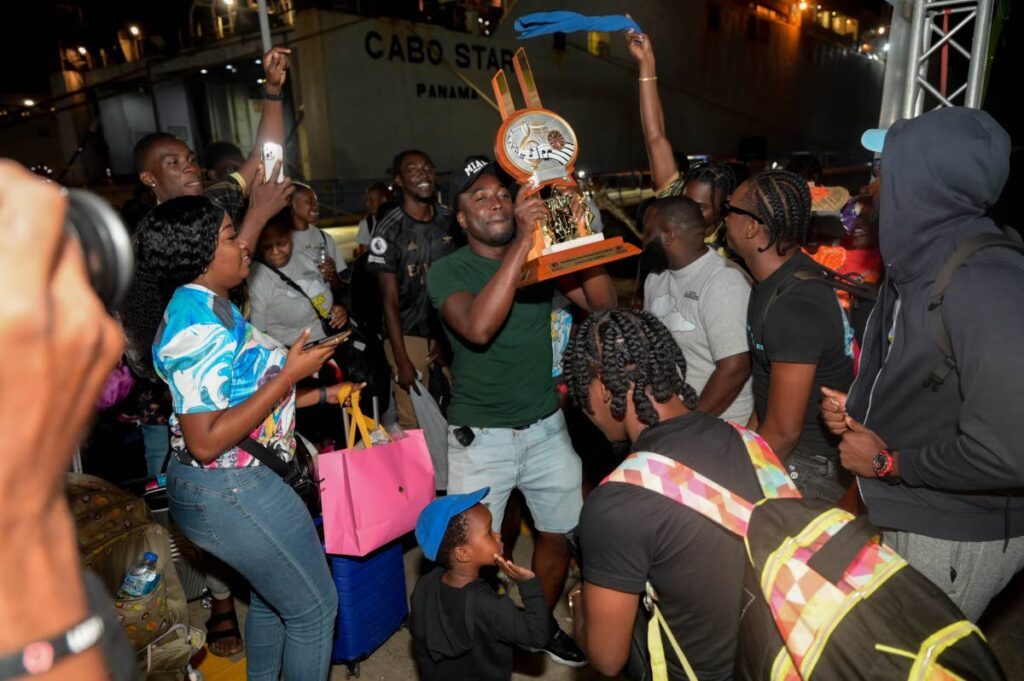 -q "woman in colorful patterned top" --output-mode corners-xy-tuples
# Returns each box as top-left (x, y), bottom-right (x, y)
(122, 195), (352, 680)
